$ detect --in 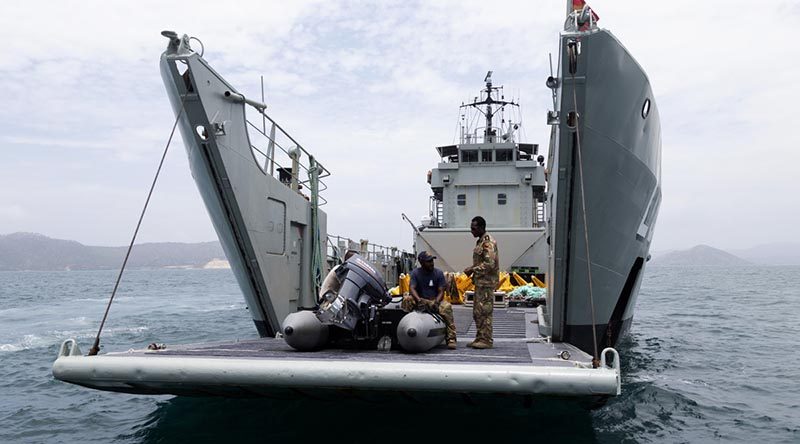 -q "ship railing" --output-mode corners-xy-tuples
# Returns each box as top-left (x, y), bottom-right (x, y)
(326, 235), (414, 285)
(460, 125), (508, 145)
(242, 109), (330, 290)
(326, 235), (410, 265)
(244, 111), (330, 206)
